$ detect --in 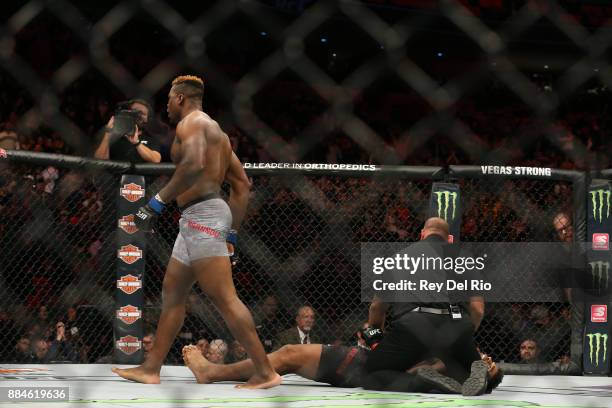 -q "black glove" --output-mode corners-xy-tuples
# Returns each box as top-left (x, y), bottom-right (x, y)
(134, 194), (165, 233)
(227, 229), (238, 266)
(361, 327), (384, 350)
